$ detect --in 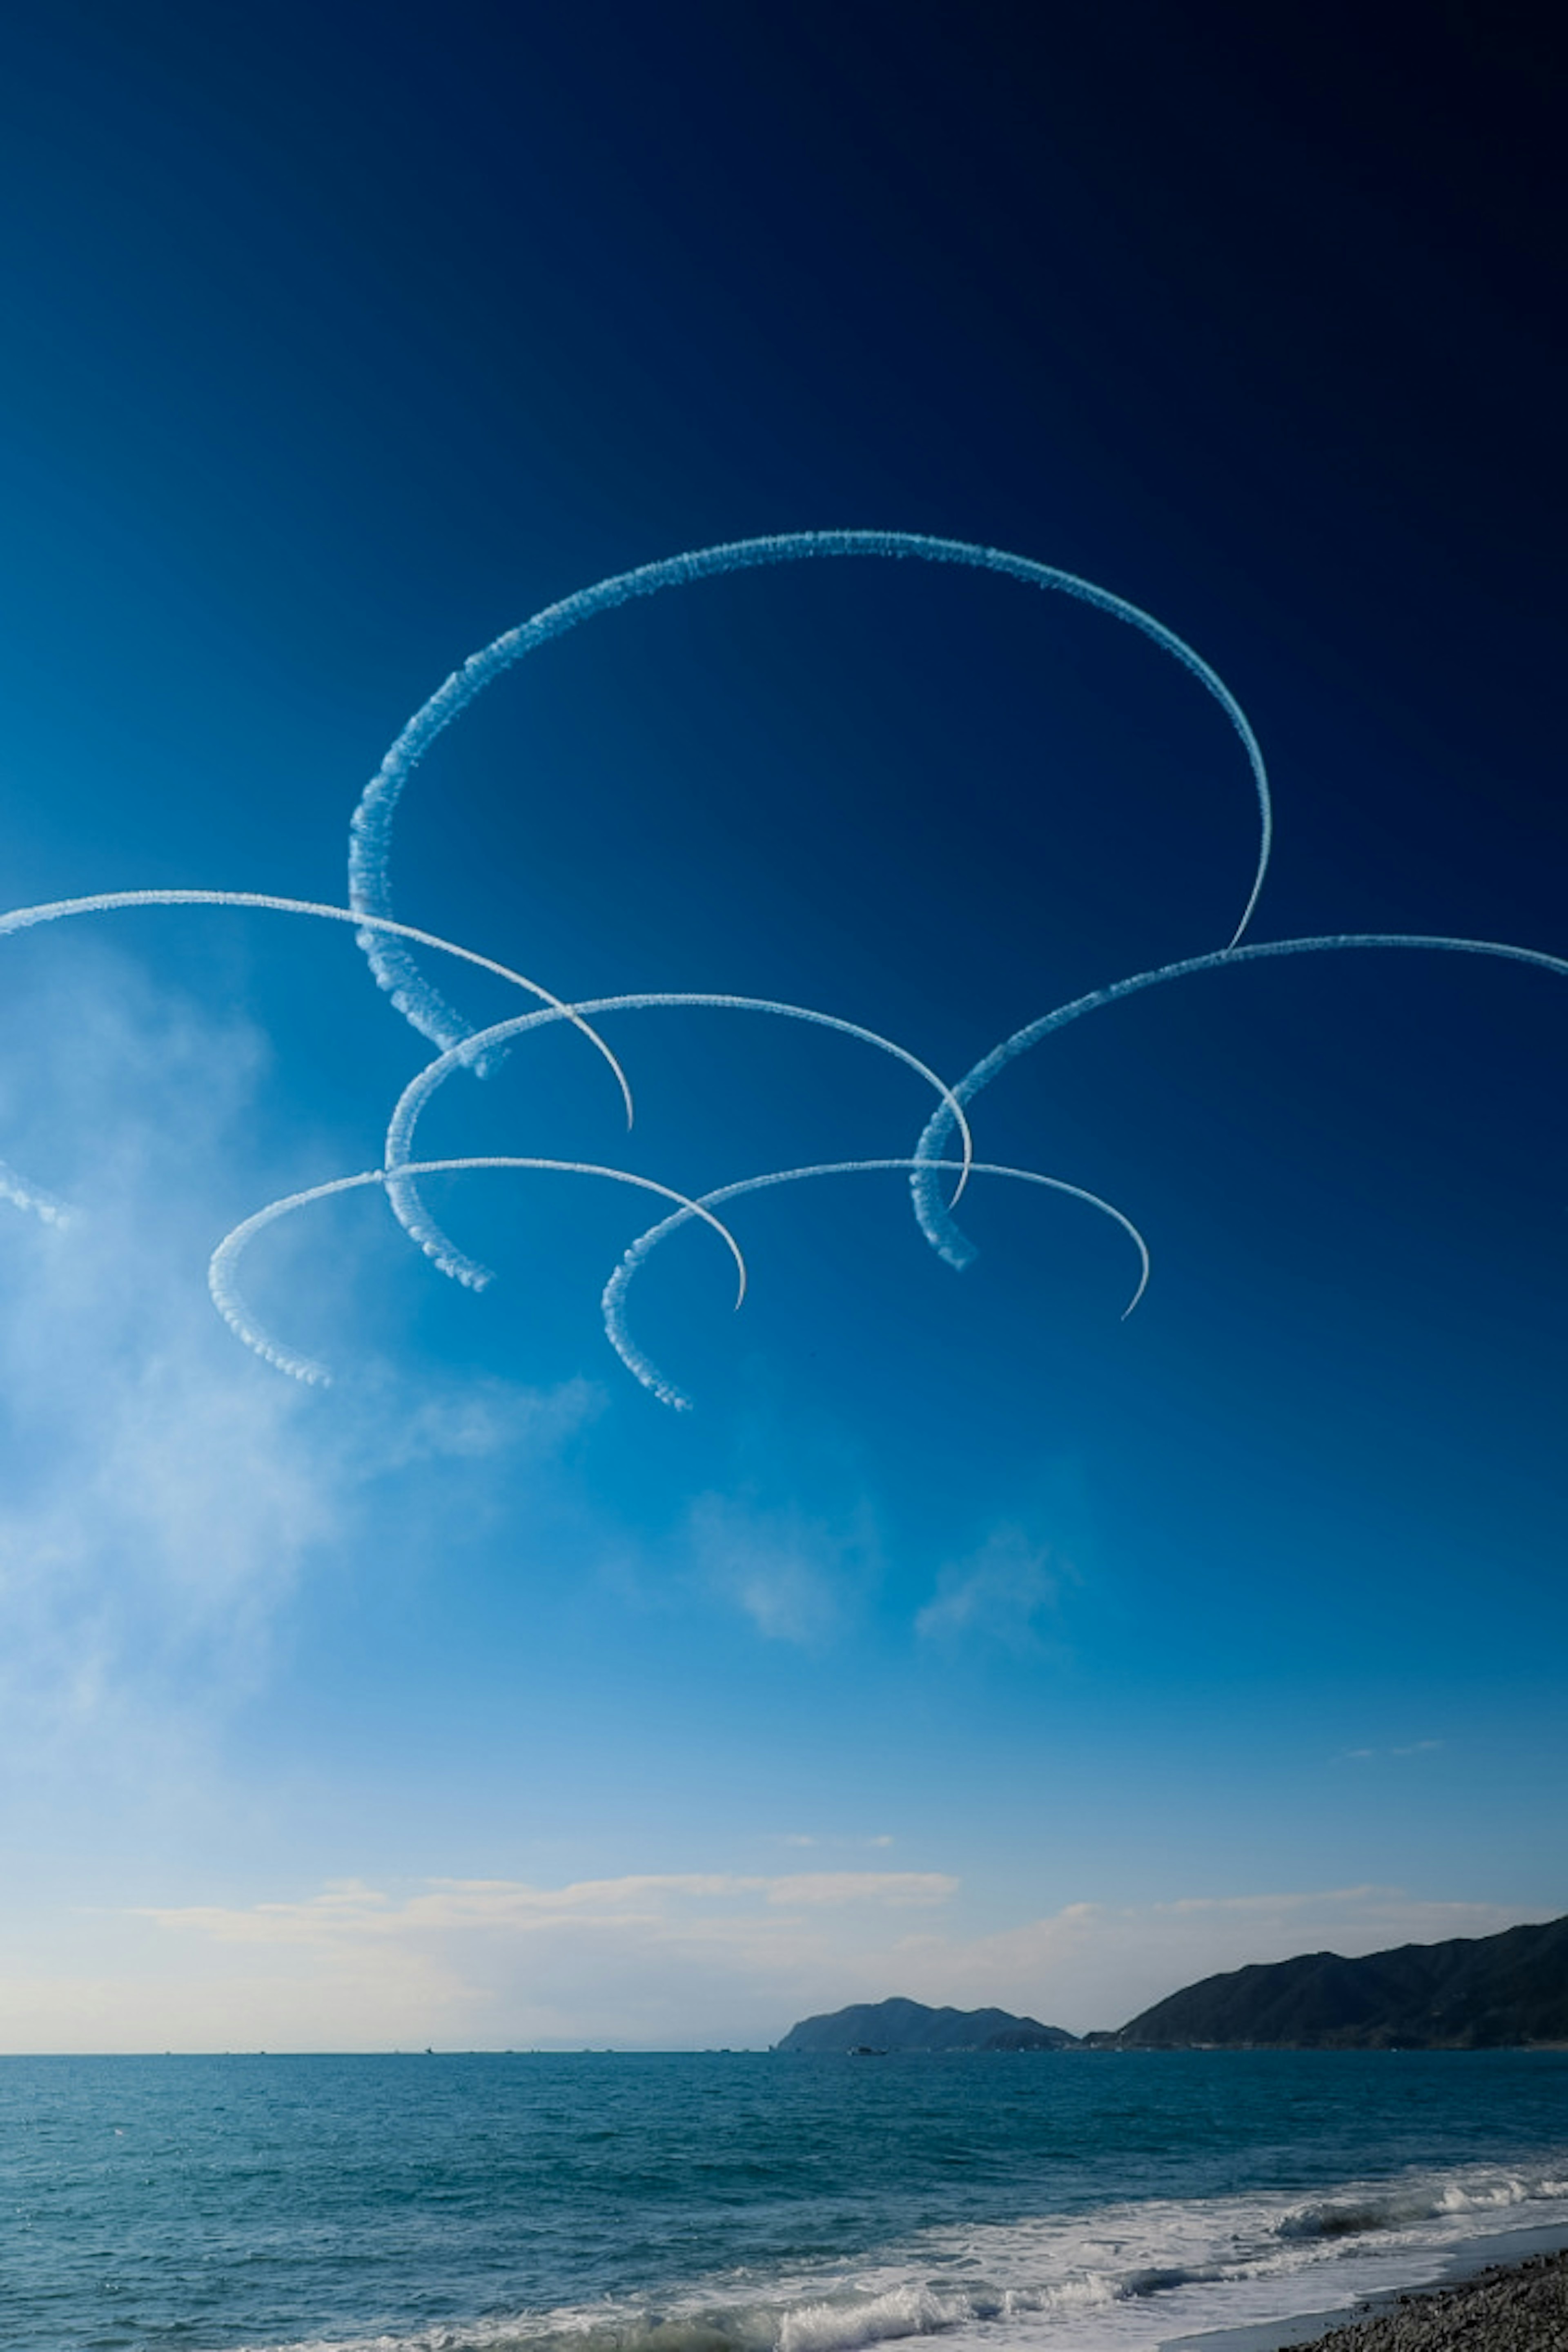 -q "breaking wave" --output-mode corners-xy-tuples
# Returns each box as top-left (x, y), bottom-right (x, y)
(230, 2160), (1568, 2352)
(1278, 2167), (1568, 2241)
